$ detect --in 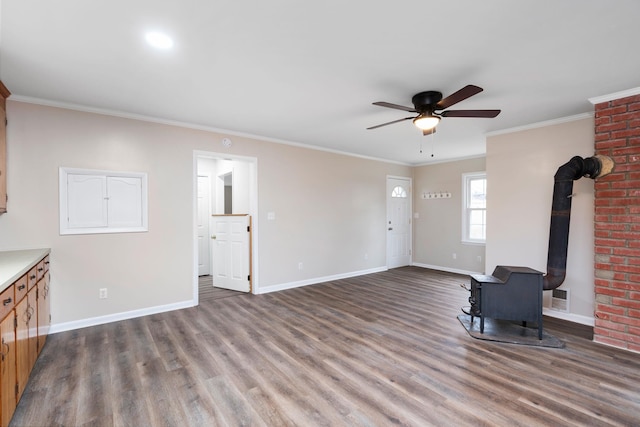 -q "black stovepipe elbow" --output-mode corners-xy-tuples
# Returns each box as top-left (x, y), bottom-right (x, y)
(542, 155), (608, 290)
